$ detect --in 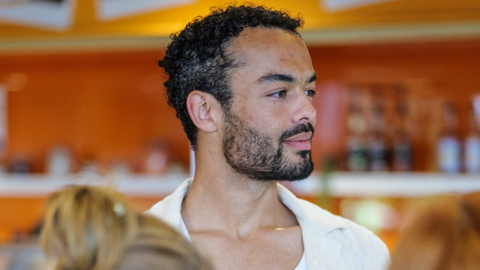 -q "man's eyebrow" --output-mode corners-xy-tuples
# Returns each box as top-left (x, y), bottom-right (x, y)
(257, 73), (295, 84)
(256, 73), (317, 84)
